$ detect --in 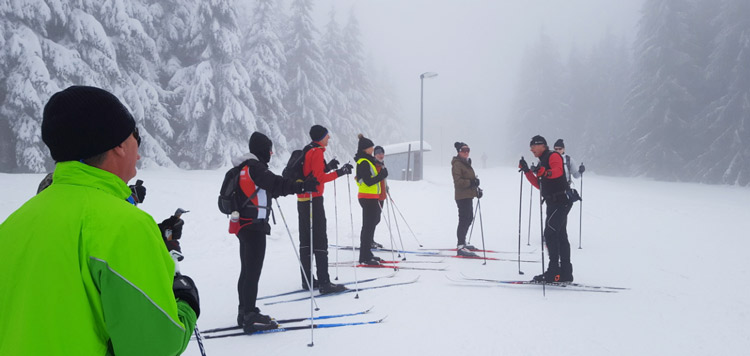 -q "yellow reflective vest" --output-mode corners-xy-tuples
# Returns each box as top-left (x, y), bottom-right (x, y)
(356, 157), (380, 199)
